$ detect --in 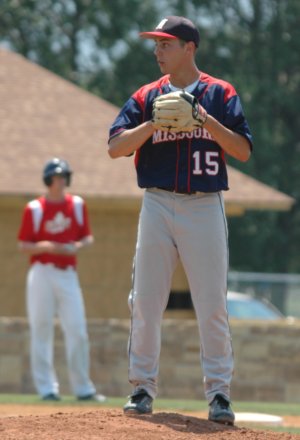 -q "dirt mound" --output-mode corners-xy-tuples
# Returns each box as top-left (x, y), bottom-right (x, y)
(0, 409), (299, 440)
